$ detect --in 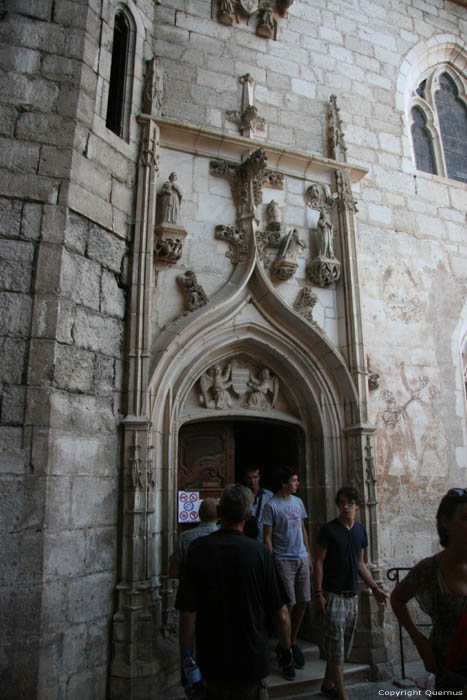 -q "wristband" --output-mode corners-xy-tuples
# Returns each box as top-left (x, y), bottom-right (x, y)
(313, 590), (323, 596)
